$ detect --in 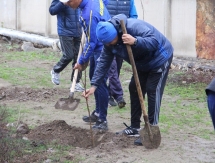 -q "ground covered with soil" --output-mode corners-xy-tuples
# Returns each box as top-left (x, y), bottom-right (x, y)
(0, 36), (215, 163)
